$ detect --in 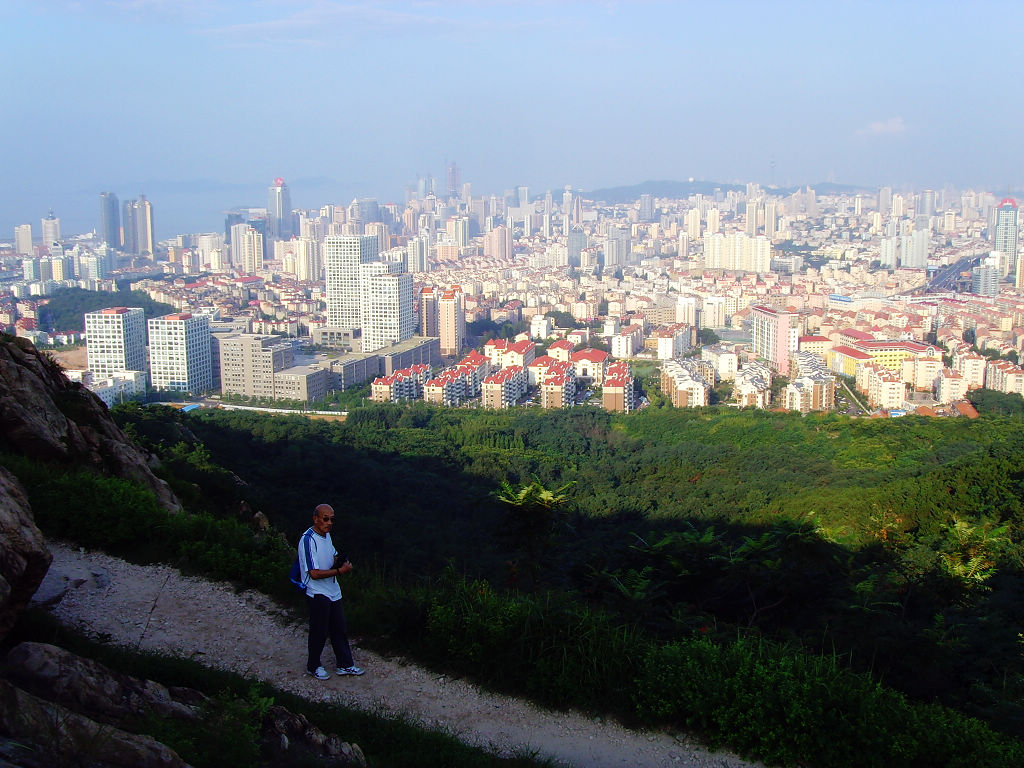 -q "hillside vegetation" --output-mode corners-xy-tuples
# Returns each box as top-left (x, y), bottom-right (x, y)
(10, 402), (1024, 766)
